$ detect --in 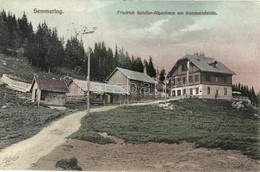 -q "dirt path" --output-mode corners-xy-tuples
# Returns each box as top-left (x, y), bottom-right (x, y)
(31, 139), (260, 171)
(0, 105), (117, 170)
